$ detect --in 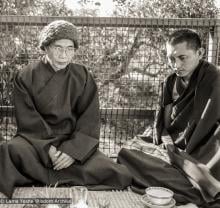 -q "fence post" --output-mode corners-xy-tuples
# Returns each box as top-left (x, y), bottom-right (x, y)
(208, 13), (220, 66)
